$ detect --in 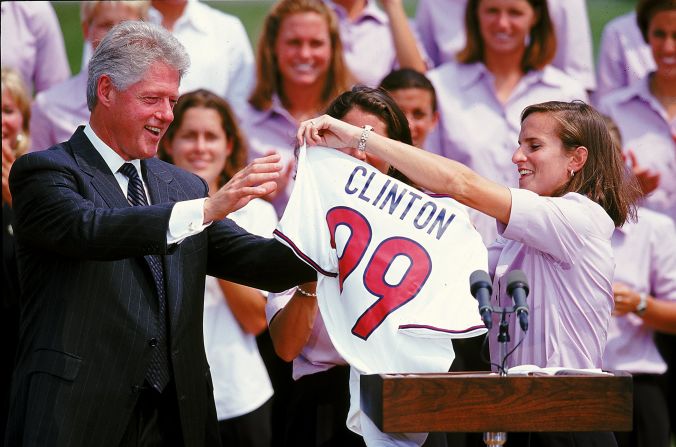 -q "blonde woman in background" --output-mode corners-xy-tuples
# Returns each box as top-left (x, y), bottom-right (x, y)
(160, 89), (277, 447)
(1, 66), (31, 441)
